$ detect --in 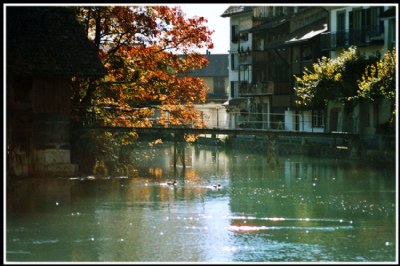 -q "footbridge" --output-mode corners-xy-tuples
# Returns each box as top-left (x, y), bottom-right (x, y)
(78, 124), (360, 168)
(82, 125), (357, 140)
